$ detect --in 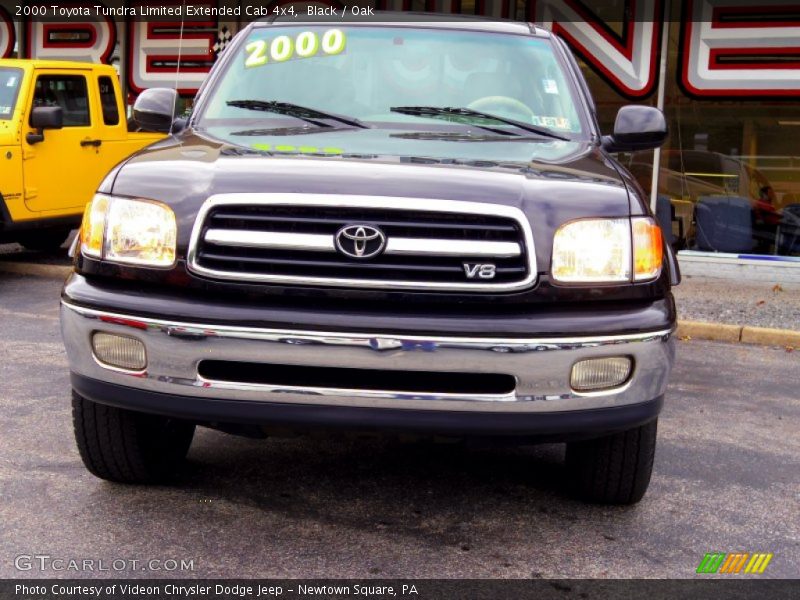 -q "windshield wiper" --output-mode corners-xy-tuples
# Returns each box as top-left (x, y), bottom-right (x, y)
(227, 100), (369, 129)
(391, 131), (550, 142)
(390, 106), (569, 141)
(231, 125), (355, 136)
